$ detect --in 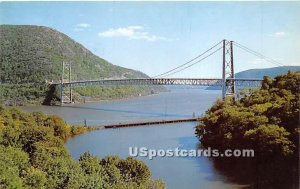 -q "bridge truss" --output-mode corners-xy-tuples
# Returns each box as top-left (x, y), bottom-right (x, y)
(55, 39), (276, 105)
(60, 78), (262, 88)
